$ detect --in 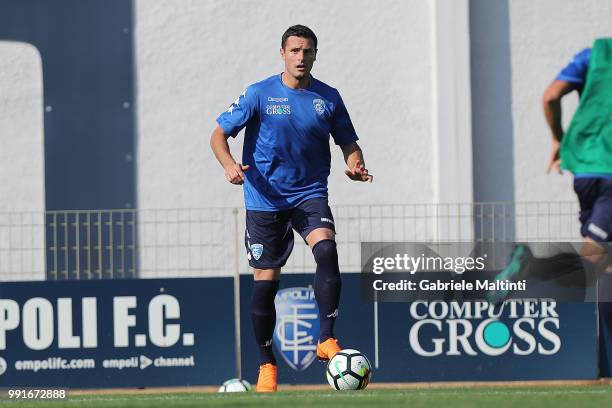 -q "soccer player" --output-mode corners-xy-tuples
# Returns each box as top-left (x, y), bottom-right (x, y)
(210, 25), (373, 392)
(488, 38), (612, 303)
